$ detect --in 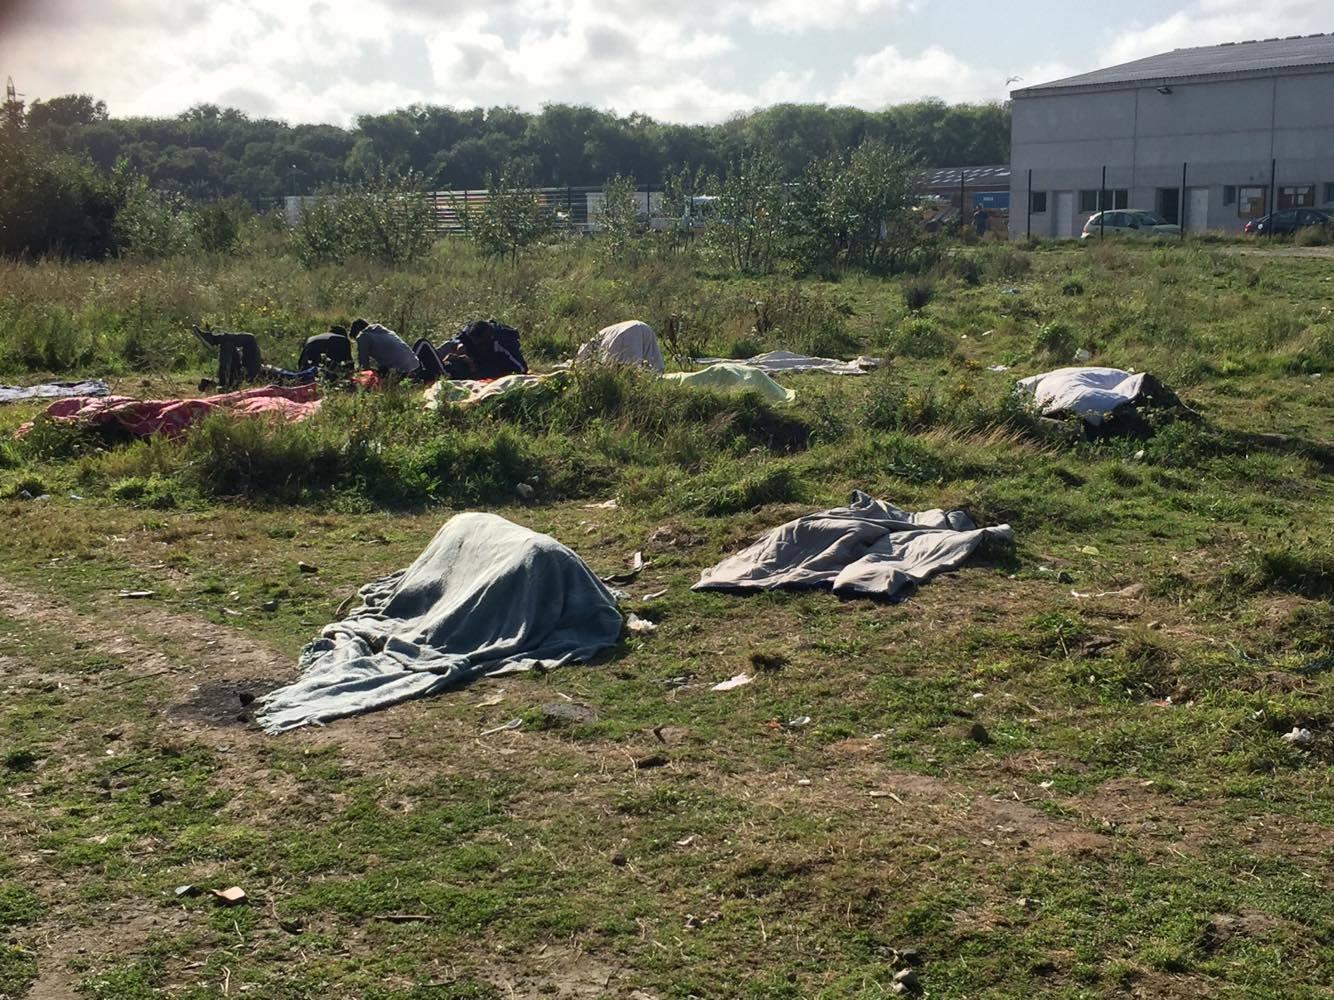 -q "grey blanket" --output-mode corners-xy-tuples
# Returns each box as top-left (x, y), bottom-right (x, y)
(257, 513), (623, 734)
(0, 379), (110, 403)
(693, 491), (1012, 599)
